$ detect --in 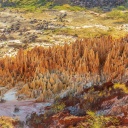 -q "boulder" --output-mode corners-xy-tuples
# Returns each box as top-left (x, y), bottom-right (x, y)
(0, 34), (7, 41)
